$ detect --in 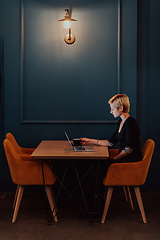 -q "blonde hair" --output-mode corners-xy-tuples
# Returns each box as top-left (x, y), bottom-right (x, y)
(108, 94), (130, 113)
